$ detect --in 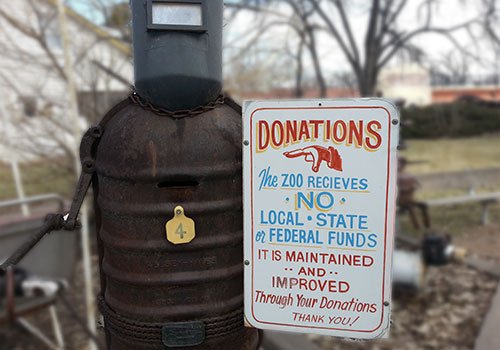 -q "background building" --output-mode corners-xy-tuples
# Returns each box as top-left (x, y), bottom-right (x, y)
(378, 63), (432, 106)
(0, 0), (132, 163)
